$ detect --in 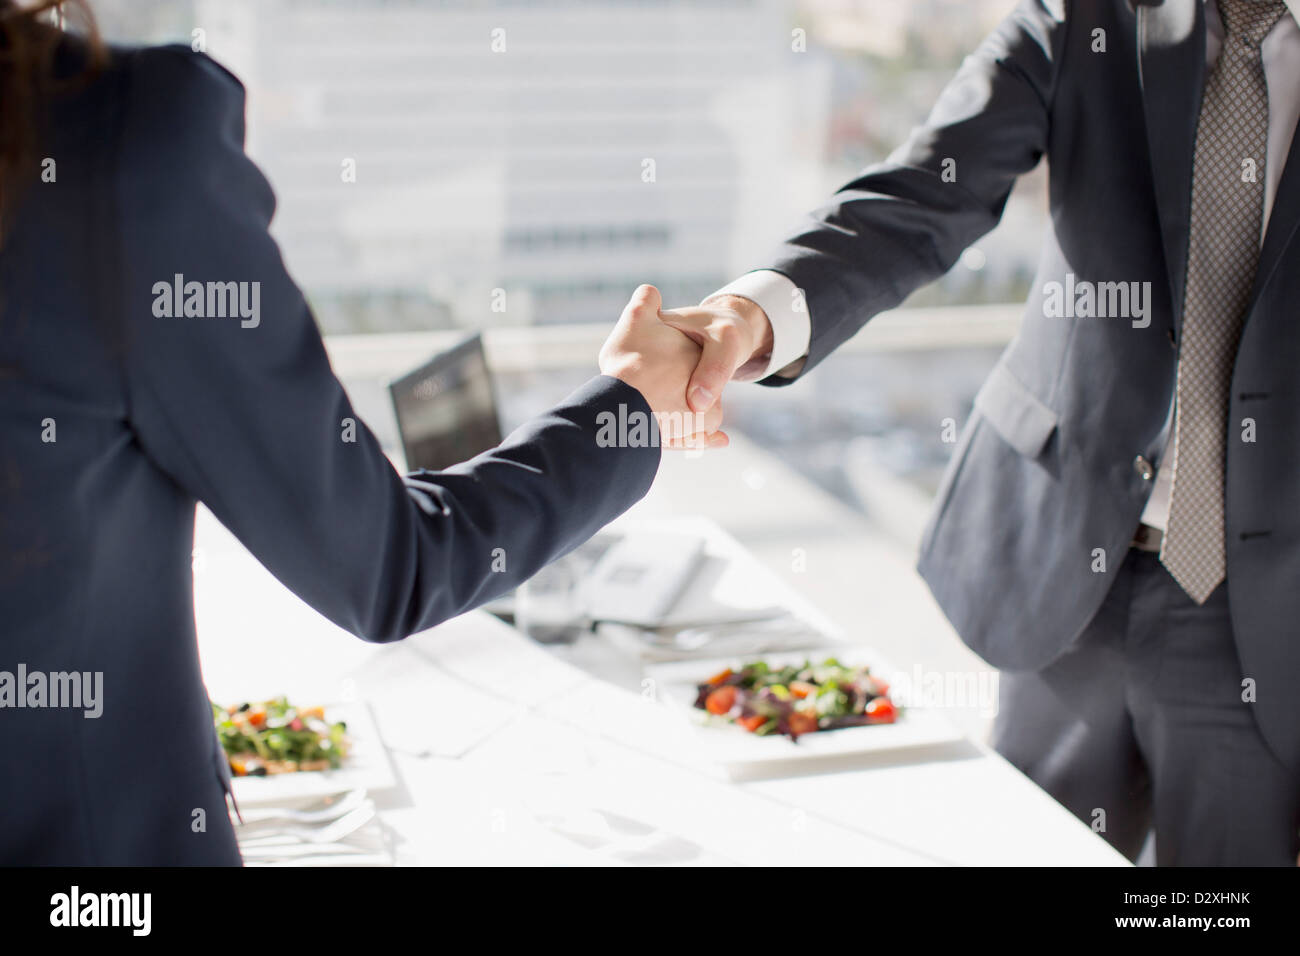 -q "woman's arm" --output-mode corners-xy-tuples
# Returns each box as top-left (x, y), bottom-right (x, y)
(114, 46), (679, 643)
